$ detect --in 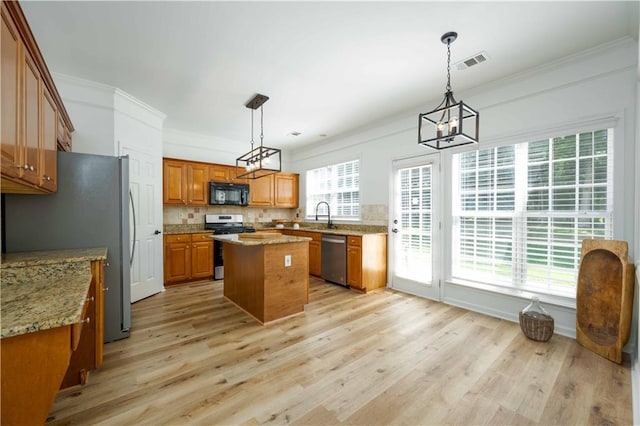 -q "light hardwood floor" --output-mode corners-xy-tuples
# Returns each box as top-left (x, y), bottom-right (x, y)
(47, 278), (632, 425)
